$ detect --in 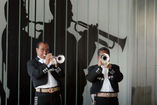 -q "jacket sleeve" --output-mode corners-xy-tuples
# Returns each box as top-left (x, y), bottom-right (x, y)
(53, 66), (64, 77)
(27, 60), (48, 80)
(86, 65), (102, 82)
(109, 65), (123, 82)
